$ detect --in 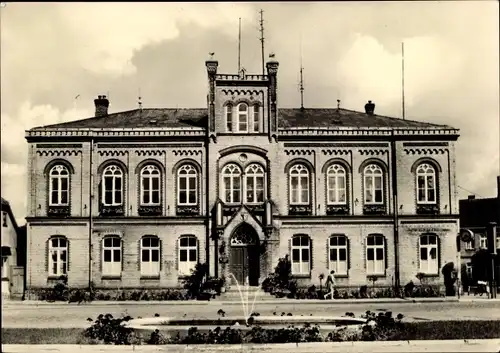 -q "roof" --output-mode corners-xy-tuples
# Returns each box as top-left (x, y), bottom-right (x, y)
(459, 197), (500, 228)
(29, 107), (456, 131)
